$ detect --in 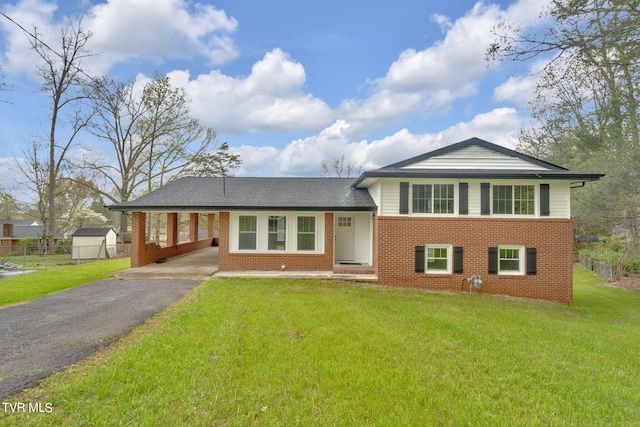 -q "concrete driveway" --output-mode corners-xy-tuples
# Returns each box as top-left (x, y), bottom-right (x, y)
(0, 278), (201, 400)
